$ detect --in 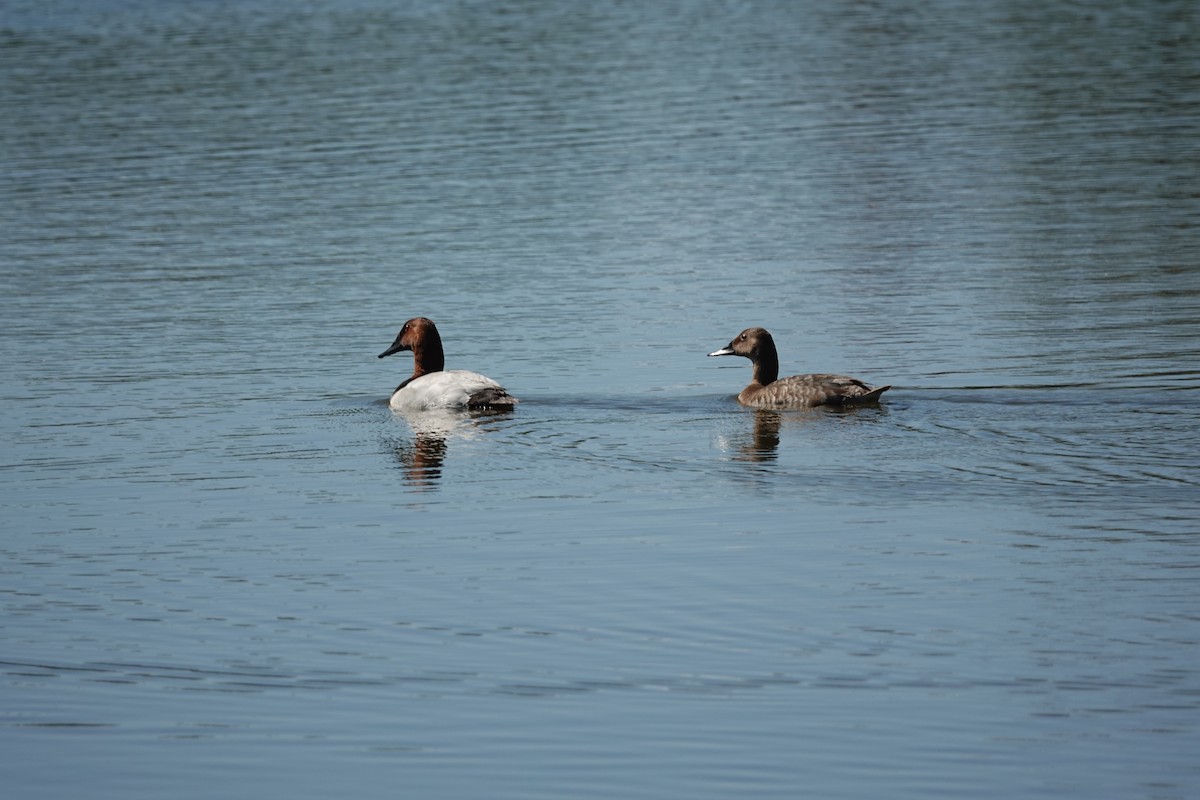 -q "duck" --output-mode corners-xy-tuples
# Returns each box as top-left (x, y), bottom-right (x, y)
(708, 327), (889, 408)
(378, 317), (518, 411)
